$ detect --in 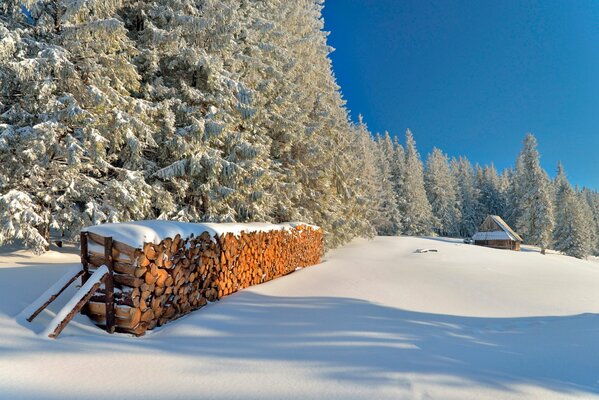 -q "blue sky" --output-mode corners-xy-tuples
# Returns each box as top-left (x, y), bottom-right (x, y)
(322, 0), (599, 189)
